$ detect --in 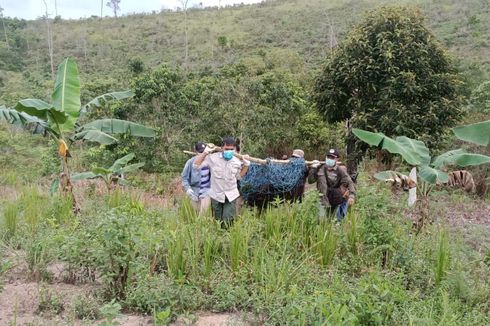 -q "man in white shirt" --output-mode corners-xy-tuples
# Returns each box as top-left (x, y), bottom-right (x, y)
(193, 137), (250, 227)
